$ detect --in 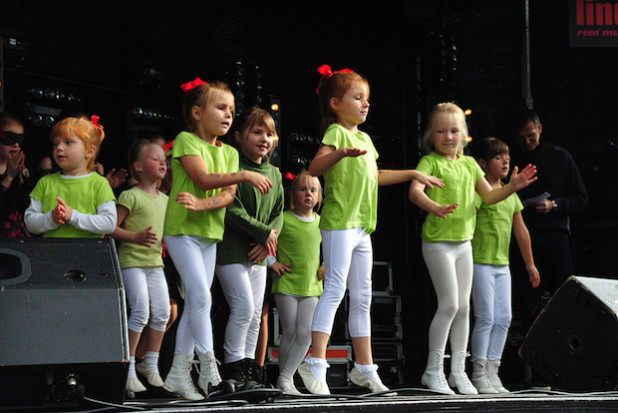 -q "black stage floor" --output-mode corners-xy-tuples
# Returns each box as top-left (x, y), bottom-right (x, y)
(9, 387), (618, 413)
